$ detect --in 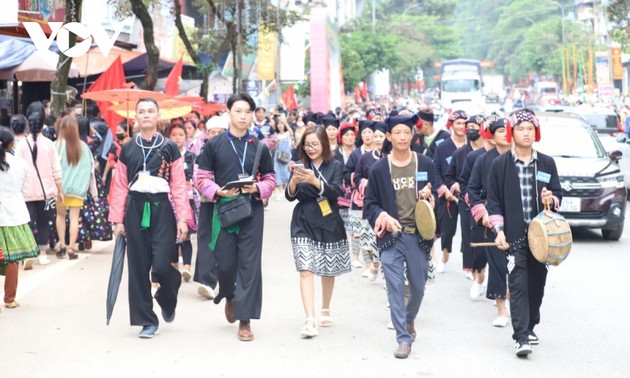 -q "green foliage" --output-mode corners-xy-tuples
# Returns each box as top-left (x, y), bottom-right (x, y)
(338, 0), (461, 90)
